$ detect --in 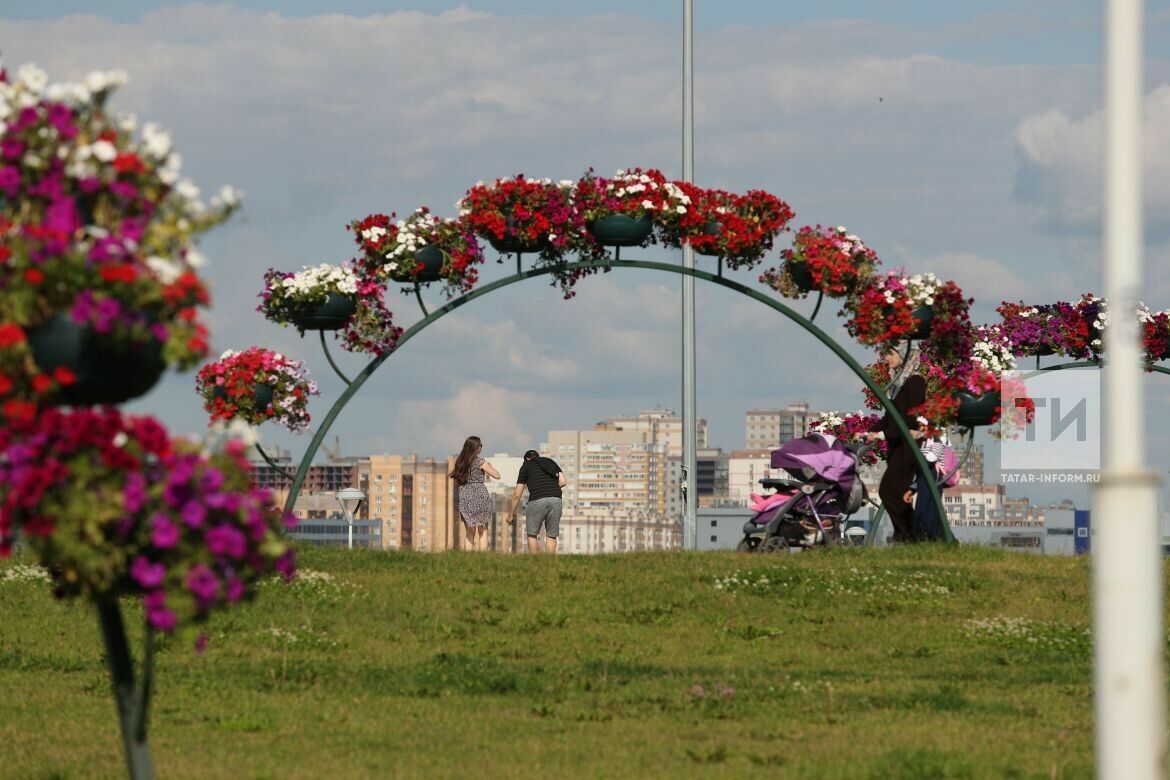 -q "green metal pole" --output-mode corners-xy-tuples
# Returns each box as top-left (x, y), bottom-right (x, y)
(97, 597), (155, 780)
(284, 259), (953, 543)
